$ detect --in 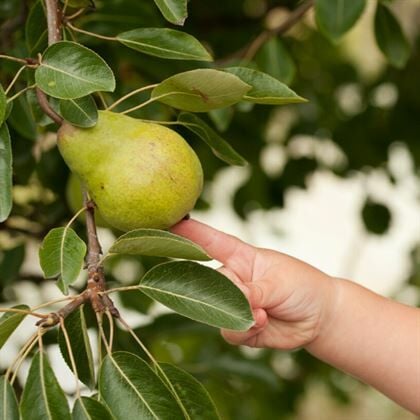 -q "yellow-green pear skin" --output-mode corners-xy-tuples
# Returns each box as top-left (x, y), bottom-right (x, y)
(58, 111), (203, 231)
